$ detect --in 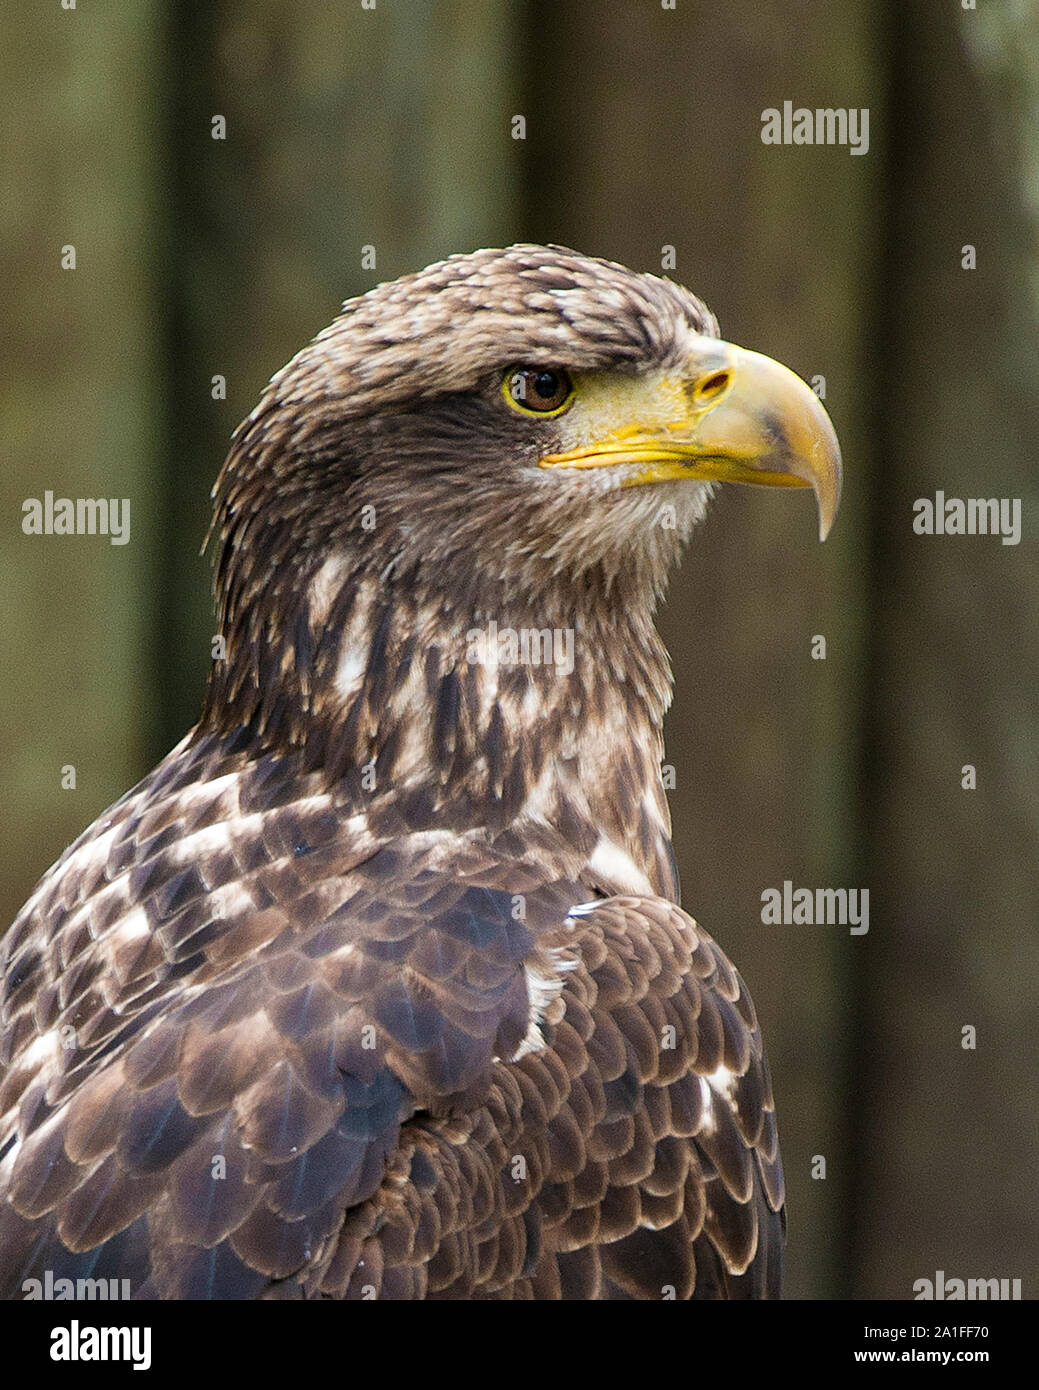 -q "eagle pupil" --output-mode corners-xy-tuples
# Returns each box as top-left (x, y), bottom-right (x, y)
(504, 365), (572, 414)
